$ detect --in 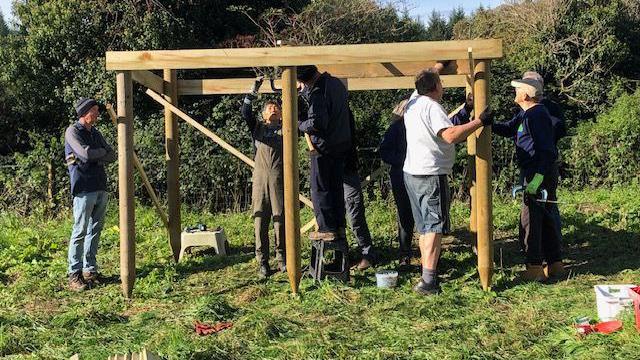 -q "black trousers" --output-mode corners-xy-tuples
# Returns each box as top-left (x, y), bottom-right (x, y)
(343, 170), (374, 259)
(310, 151), (346, 233)
(519, 164), (563, 265)
(390, 167), (414, 258)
